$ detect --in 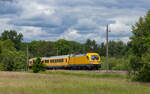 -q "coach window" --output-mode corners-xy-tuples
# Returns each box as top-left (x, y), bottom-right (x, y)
(66, 59), (67, 62)
(45, 60), (49, 63)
